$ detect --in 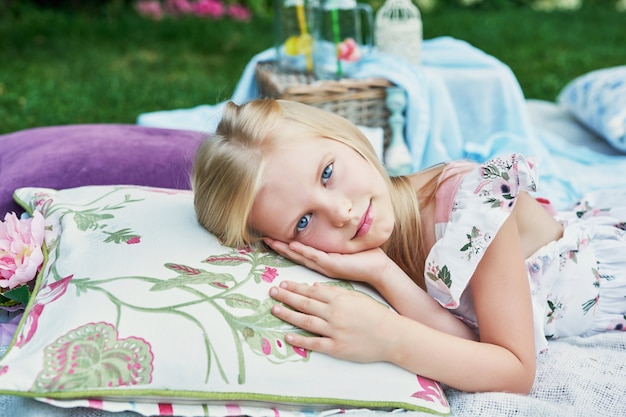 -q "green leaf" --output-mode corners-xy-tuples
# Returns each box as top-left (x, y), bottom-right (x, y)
(73, 211), (114, 231)
(150, 272), (236, 291)
(165, 263), (202, 276)
(426, 272), (438, 282)
(223, 293), (261, 311)
(1, 285), (31, 306)
(439, 265), (452, 288)
(202, 254), (250, 266)
(103, 228), (139, 244)
(257, 252), (296, 268)
(230, 299), (311, 363)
